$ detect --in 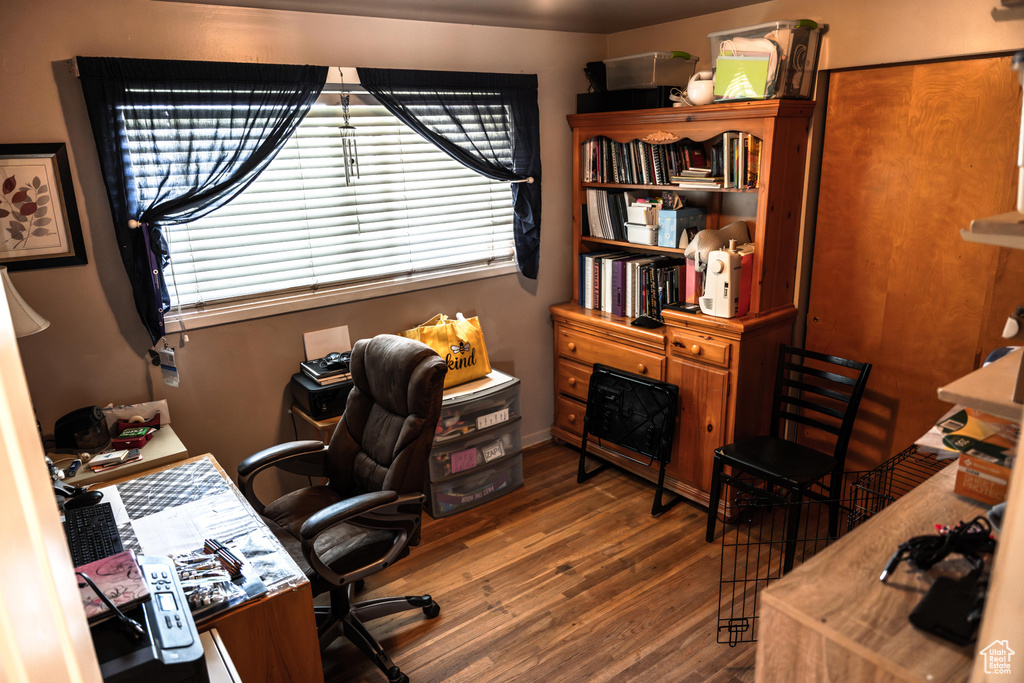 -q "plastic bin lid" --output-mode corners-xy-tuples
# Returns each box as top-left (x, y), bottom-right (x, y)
(603, 51), (694, 63)
(707, 19), (822, 38)
(442, 368), (519, 404)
